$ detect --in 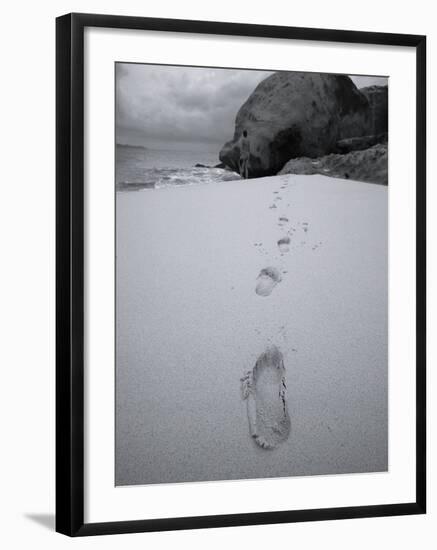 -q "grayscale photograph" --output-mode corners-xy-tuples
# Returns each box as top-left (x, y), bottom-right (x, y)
(115, 63), (388, 486)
